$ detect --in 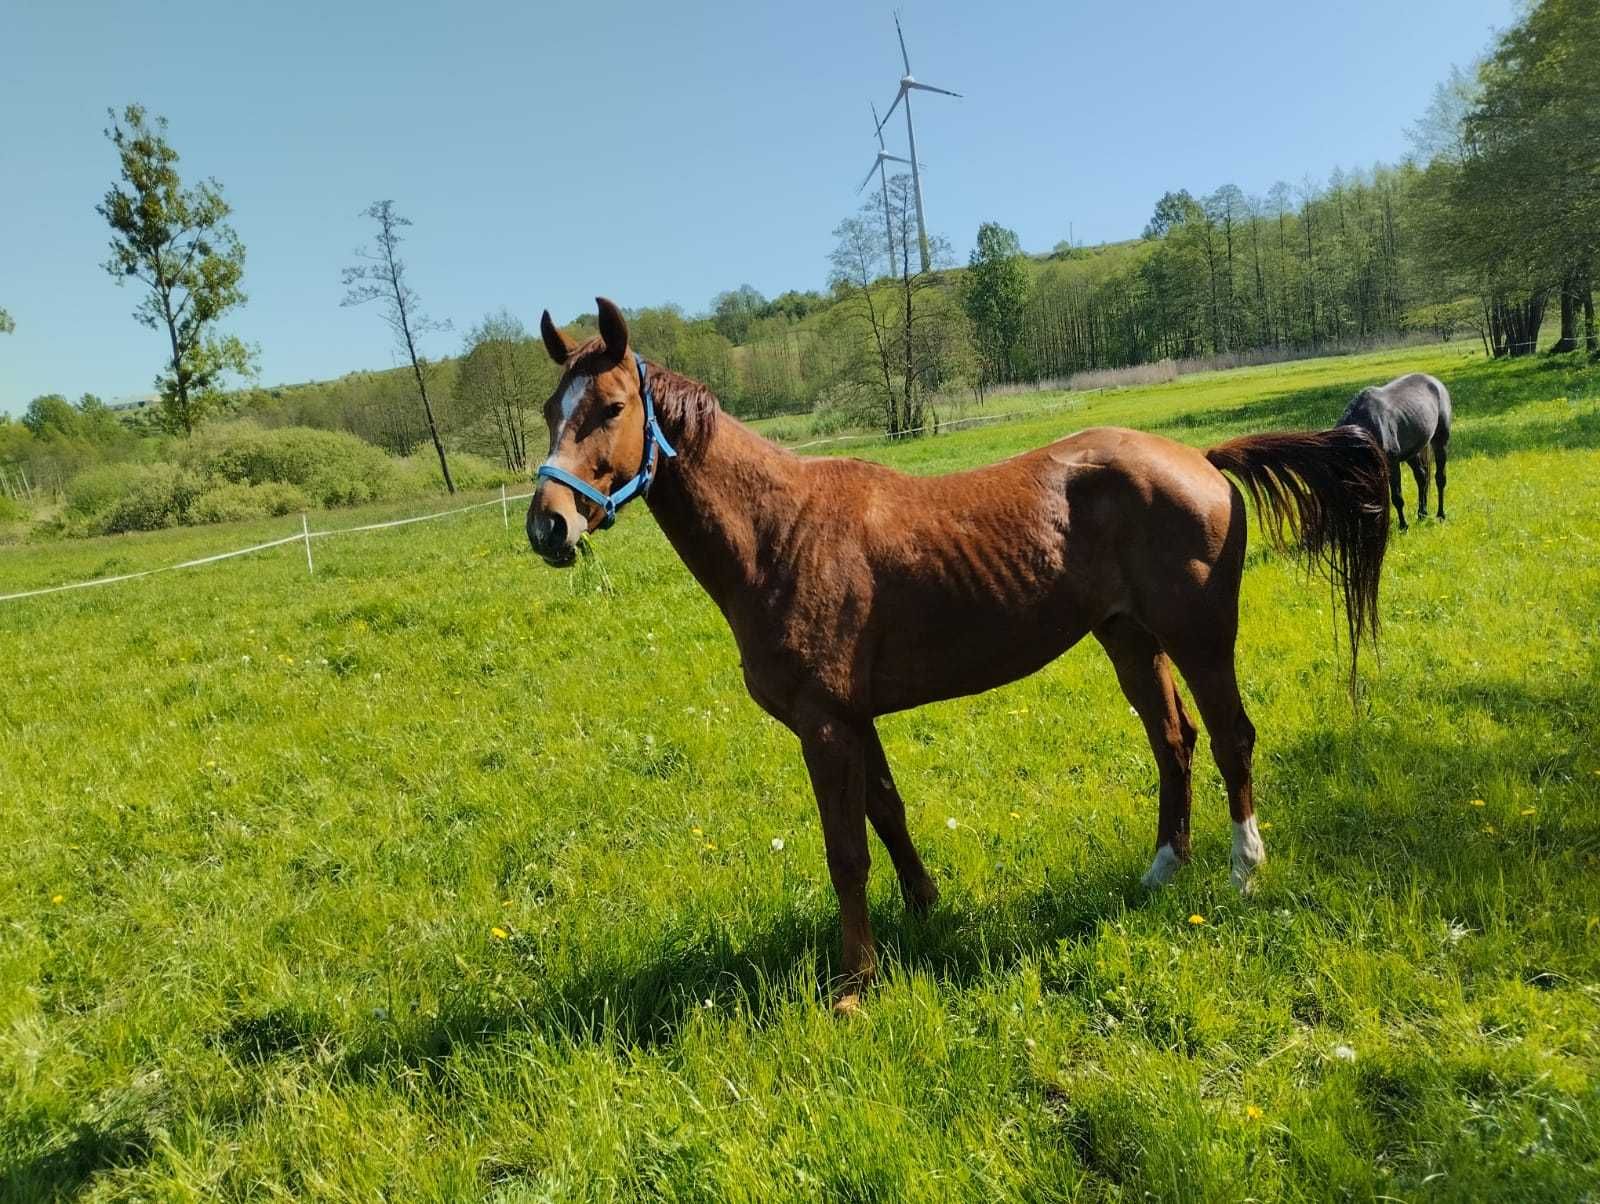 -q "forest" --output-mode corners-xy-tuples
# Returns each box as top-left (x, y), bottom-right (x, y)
(2, 0), (1594, 532)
